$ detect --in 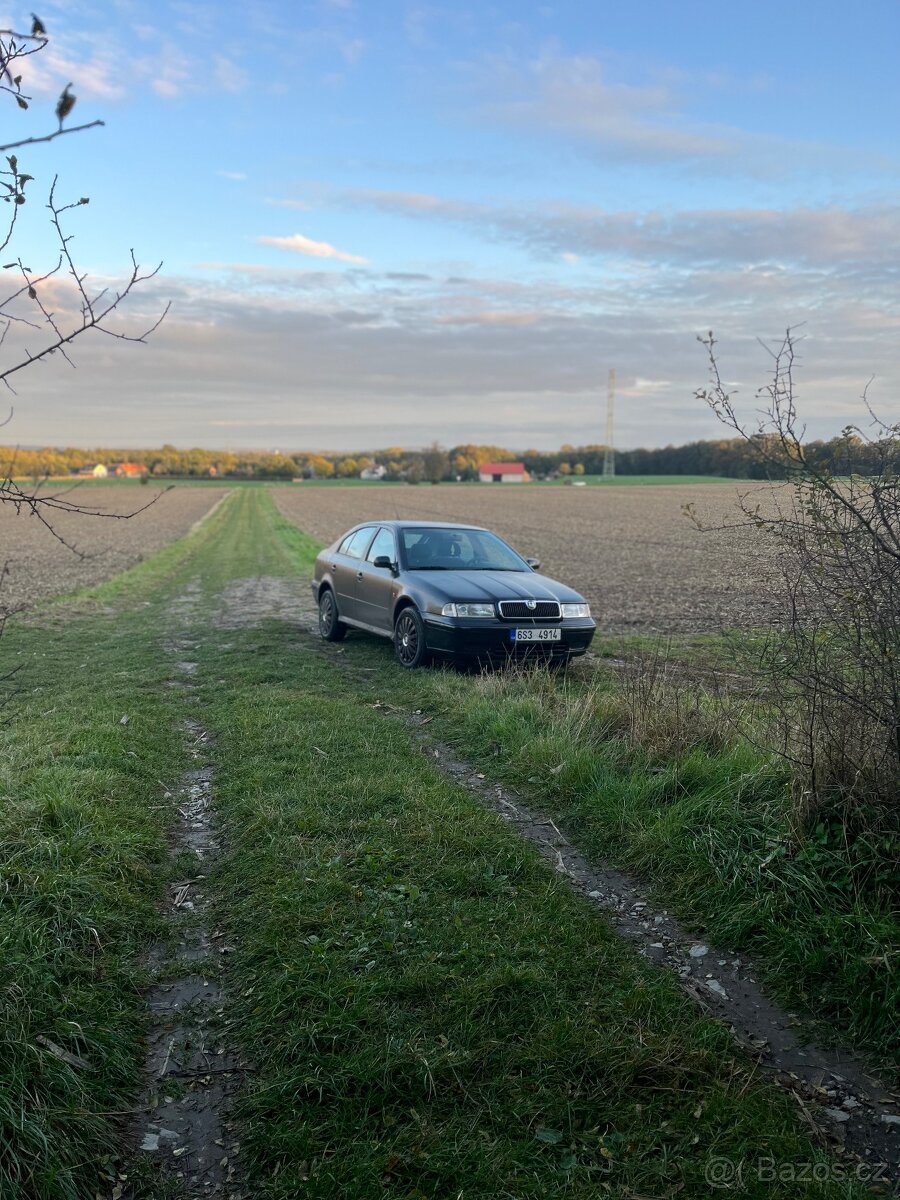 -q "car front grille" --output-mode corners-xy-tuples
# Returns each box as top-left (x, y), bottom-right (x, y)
(497, 600), (561, 620)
